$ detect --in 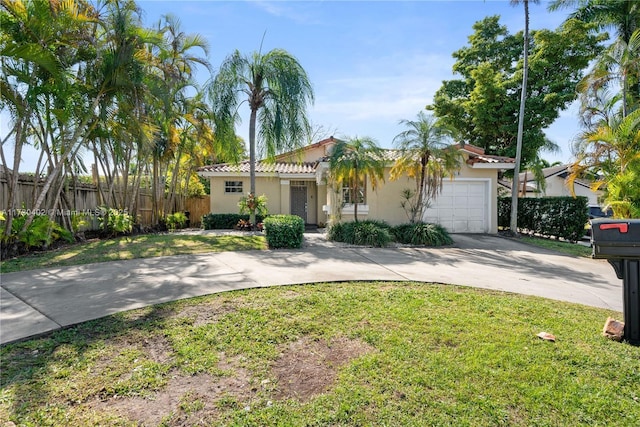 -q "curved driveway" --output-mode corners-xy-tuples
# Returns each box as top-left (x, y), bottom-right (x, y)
(0, 233), (621, 344)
